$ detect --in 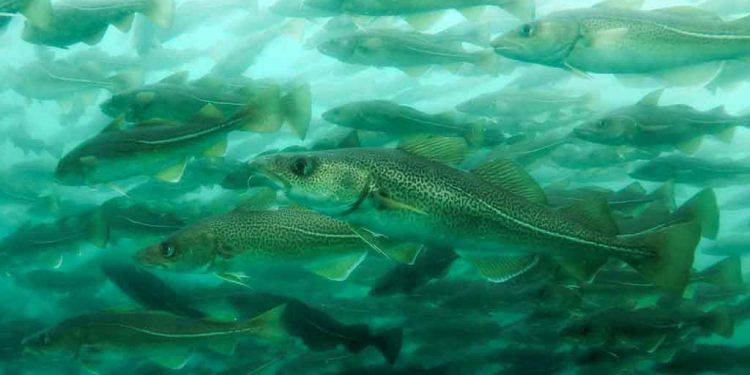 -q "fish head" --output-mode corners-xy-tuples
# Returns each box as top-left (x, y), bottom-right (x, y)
(317, 35), (358, 61)
(135, 229), (217, 272)
(491, 18), (579, 66)
(55, 151), (99, 186)
(99, 92), (133, 118)
(560, 318), (609, 346)
(22, 327), (80, 358)
(629, 160), (678, 182)
(321, 103), (360, 126)
(249, 150), (371, 217)
(573, 115), (638, 145)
